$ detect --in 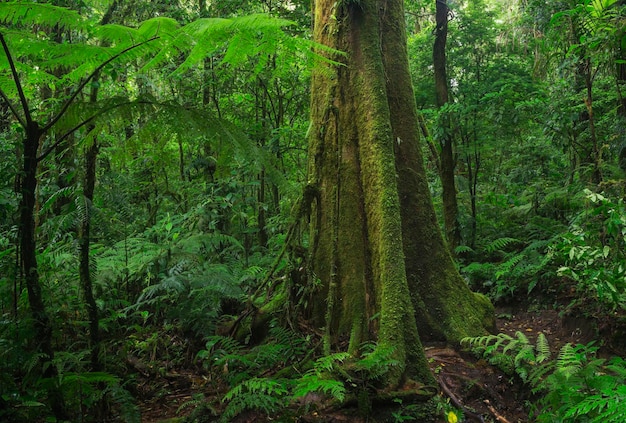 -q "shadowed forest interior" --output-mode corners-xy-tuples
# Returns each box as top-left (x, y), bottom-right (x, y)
(1, 1), (626, 422)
